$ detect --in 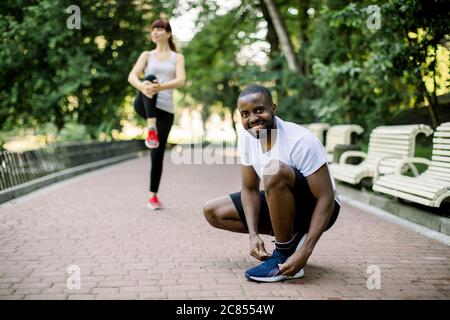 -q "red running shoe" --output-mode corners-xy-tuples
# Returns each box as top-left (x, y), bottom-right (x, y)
(148, 195), (162, 210)
(145, 128), (159, 149)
